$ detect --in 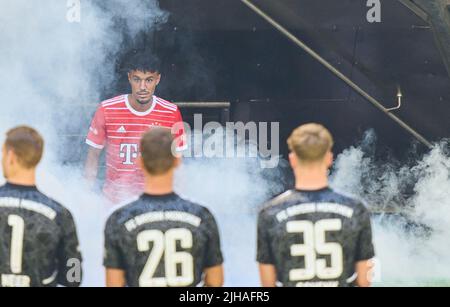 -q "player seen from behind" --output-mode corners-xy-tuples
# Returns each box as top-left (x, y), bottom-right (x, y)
(257, 123), (375, 287)
(0, 126), (82, 287)
(104, 128), (223, 287)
